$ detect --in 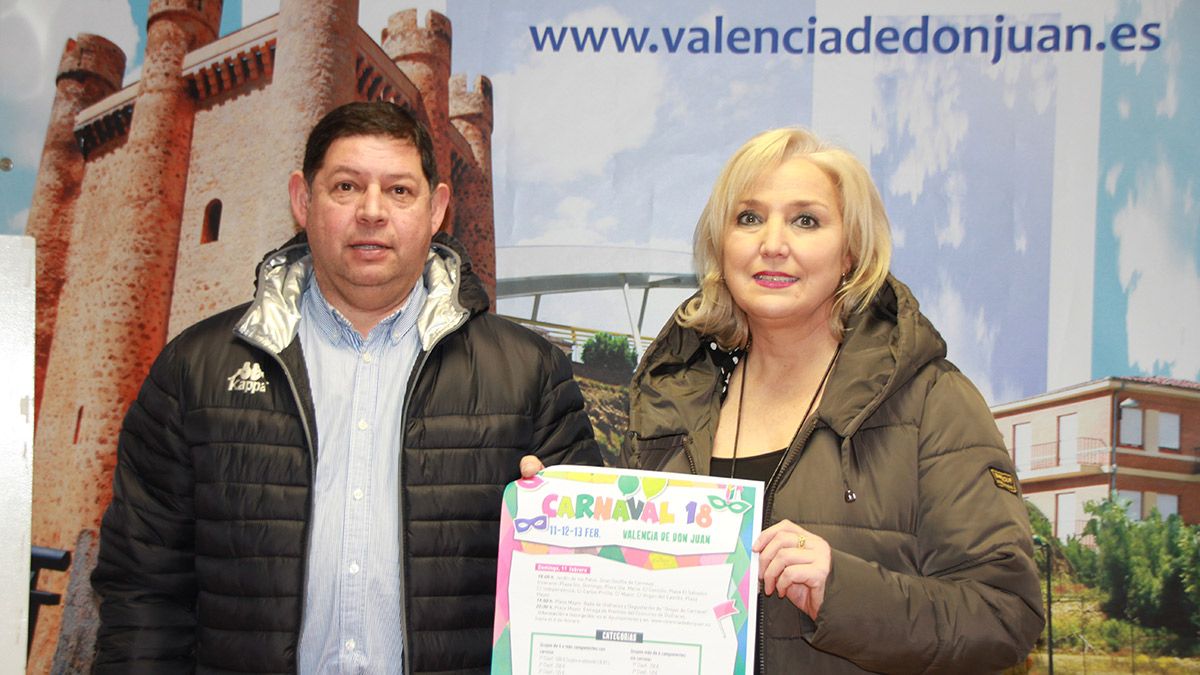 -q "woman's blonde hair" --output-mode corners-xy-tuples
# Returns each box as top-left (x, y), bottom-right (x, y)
(677, 127), (892, 348)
